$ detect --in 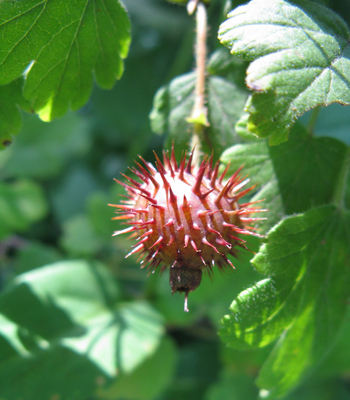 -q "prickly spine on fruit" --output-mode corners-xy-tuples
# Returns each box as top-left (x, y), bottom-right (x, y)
(110, 145), (266, 312)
